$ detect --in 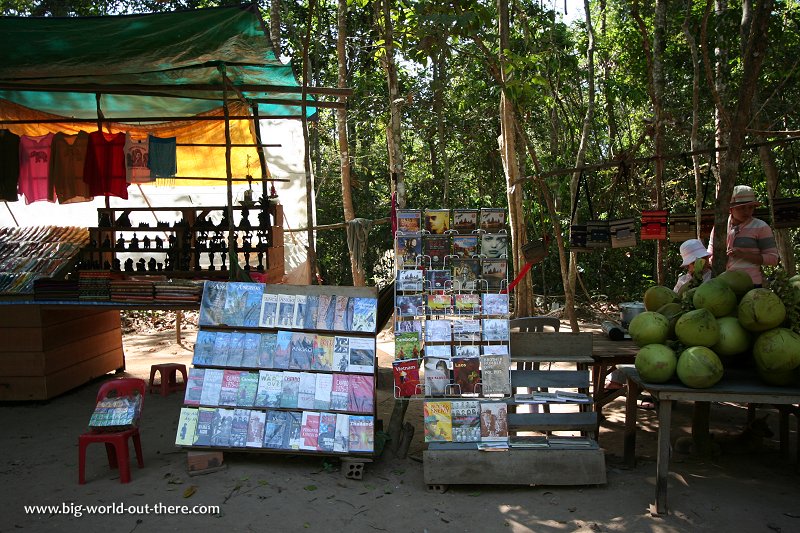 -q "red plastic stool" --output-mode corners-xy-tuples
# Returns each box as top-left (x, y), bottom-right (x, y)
(148, 363), (188, 396)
